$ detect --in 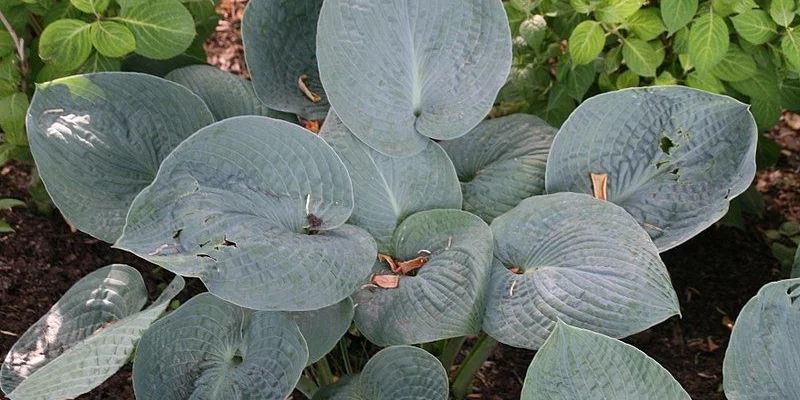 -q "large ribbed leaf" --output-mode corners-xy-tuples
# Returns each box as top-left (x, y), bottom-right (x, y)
(320, 111), (462, 253)
(439, 114), (556, 223)
(1, 265), (184, 400)
(115, 116), (377, 311)
(521, 321), (690, 399)
(26, 73), (214, 243)
(290, 298), (354, 364)
(133, 293), (308, 400)
(352, 210), (493, 346)
(723, 279), (800, 400)
(484, 193), (680, 350)
(242, 0), (328, 119)
(313, 346), (448, 400)
(316, 0), (512, 156)
(545, 87), (757, 251)
(165, 65), (294, 122)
